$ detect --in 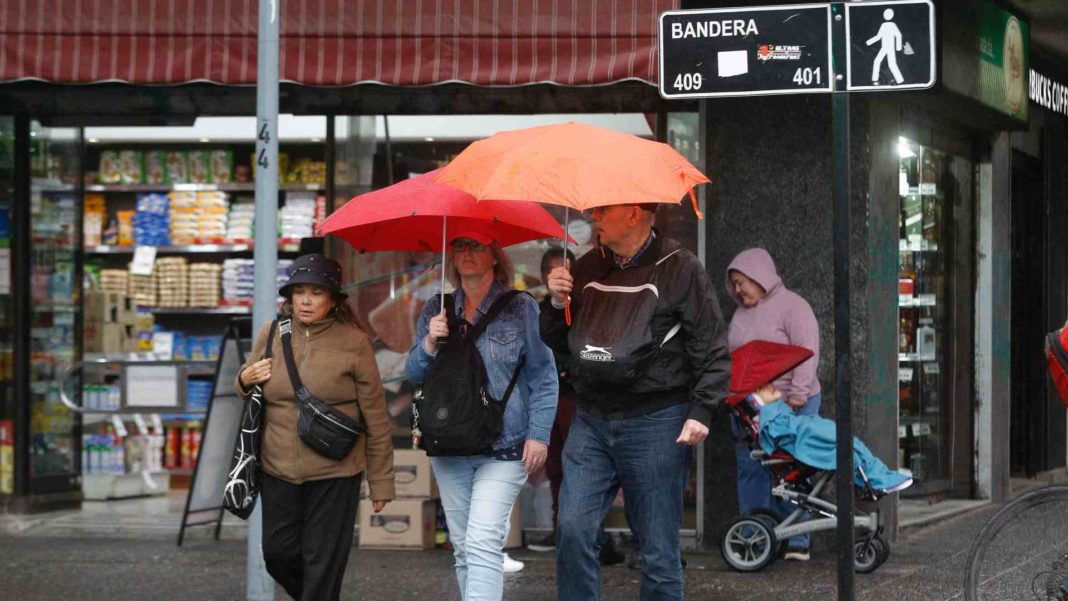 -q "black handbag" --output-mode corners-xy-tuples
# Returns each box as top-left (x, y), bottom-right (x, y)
(223, 321), (275, 519)
(279, 318), (367, 461)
